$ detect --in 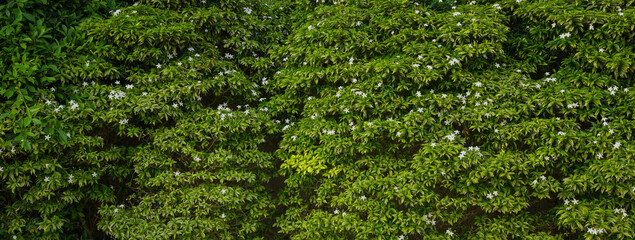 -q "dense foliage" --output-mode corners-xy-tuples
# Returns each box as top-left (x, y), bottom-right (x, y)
(78, 0), (286, 238)
(0, 0), (124, 239)
(271, 0), (635, 239)
(1, 0), (634, 239)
